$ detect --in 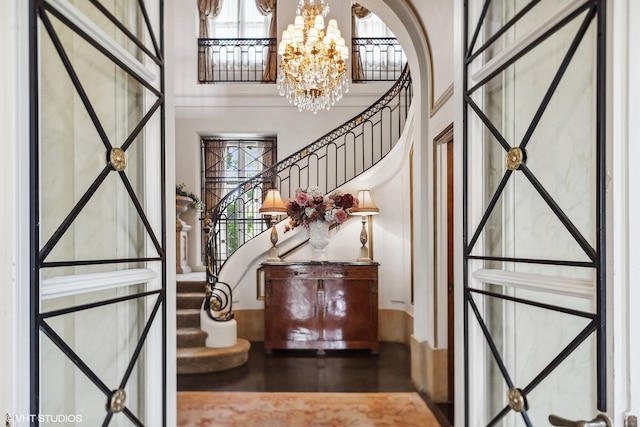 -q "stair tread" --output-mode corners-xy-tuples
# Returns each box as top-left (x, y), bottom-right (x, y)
(177, 309), (201, 315)
(177, 340), (251, 374)
(177, 339), (251, 357)
(177, 292), (205, 297)
(177, 328), (207, 336)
